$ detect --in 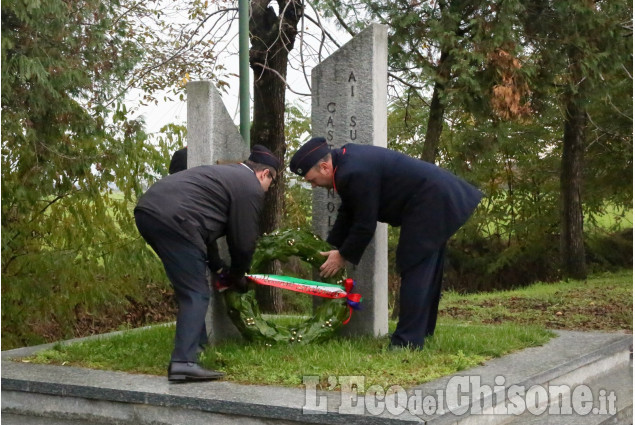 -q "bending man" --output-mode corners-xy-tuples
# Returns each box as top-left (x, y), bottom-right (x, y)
(290, 138), (481, 350)
(135, 145), (280, 381)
